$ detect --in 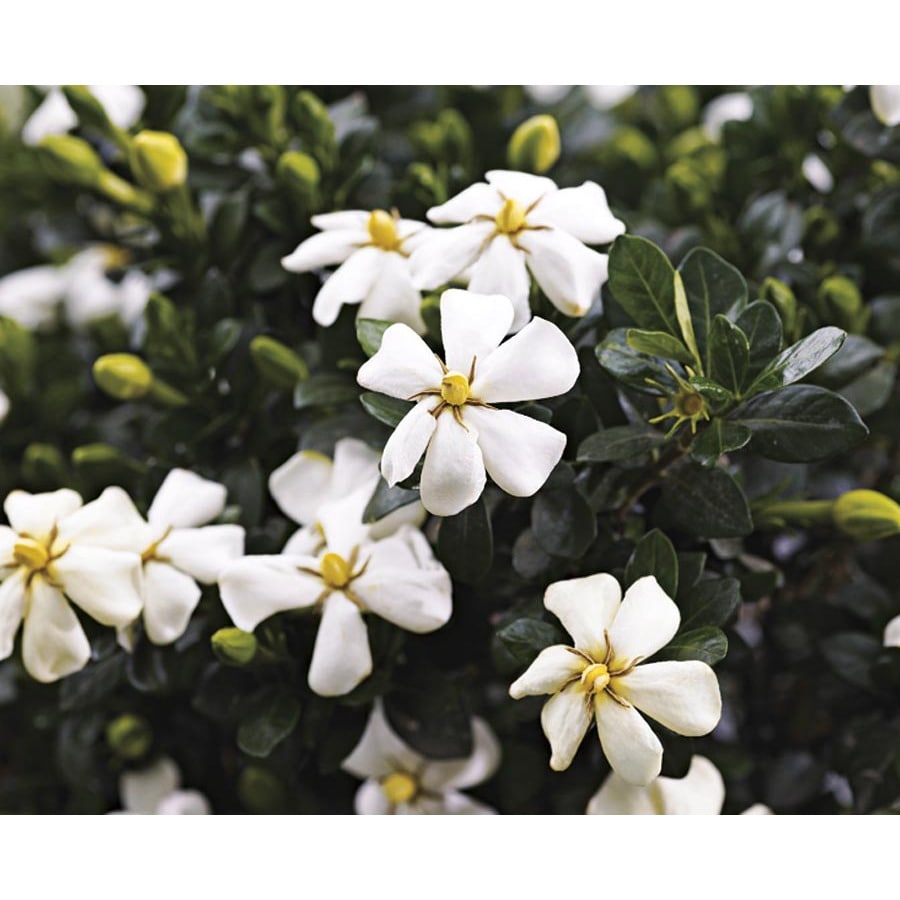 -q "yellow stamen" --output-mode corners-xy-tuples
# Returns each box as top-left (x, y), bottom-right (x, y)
(440, 371), (470, 407)
(381, 772), (418, 805)
(580, 662), (610, 692)
(320, 552), (352, 589)
(367, 210), (401, 251)
(494, 197), (527, 235)
(13, 539), (50, 571)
